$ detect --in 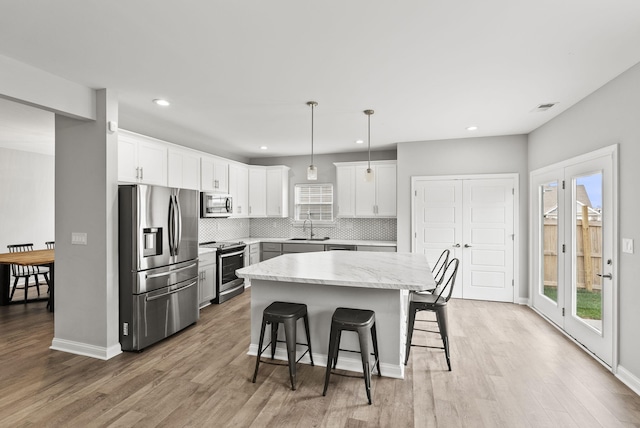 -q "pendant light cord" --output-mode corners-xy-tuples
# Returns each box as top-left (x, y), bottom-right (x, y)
(367, 112), (371, 169)
(311, 102), (314, 166)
